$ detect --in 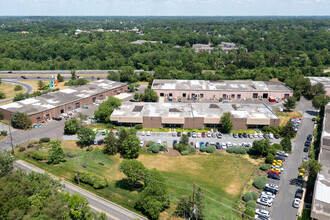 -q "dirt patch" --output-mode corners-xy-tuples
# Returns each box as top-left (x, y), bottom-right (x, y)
(275, 110), (303, 126)
(160, 148), (181, 156)
(225, 177), (242, 196)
